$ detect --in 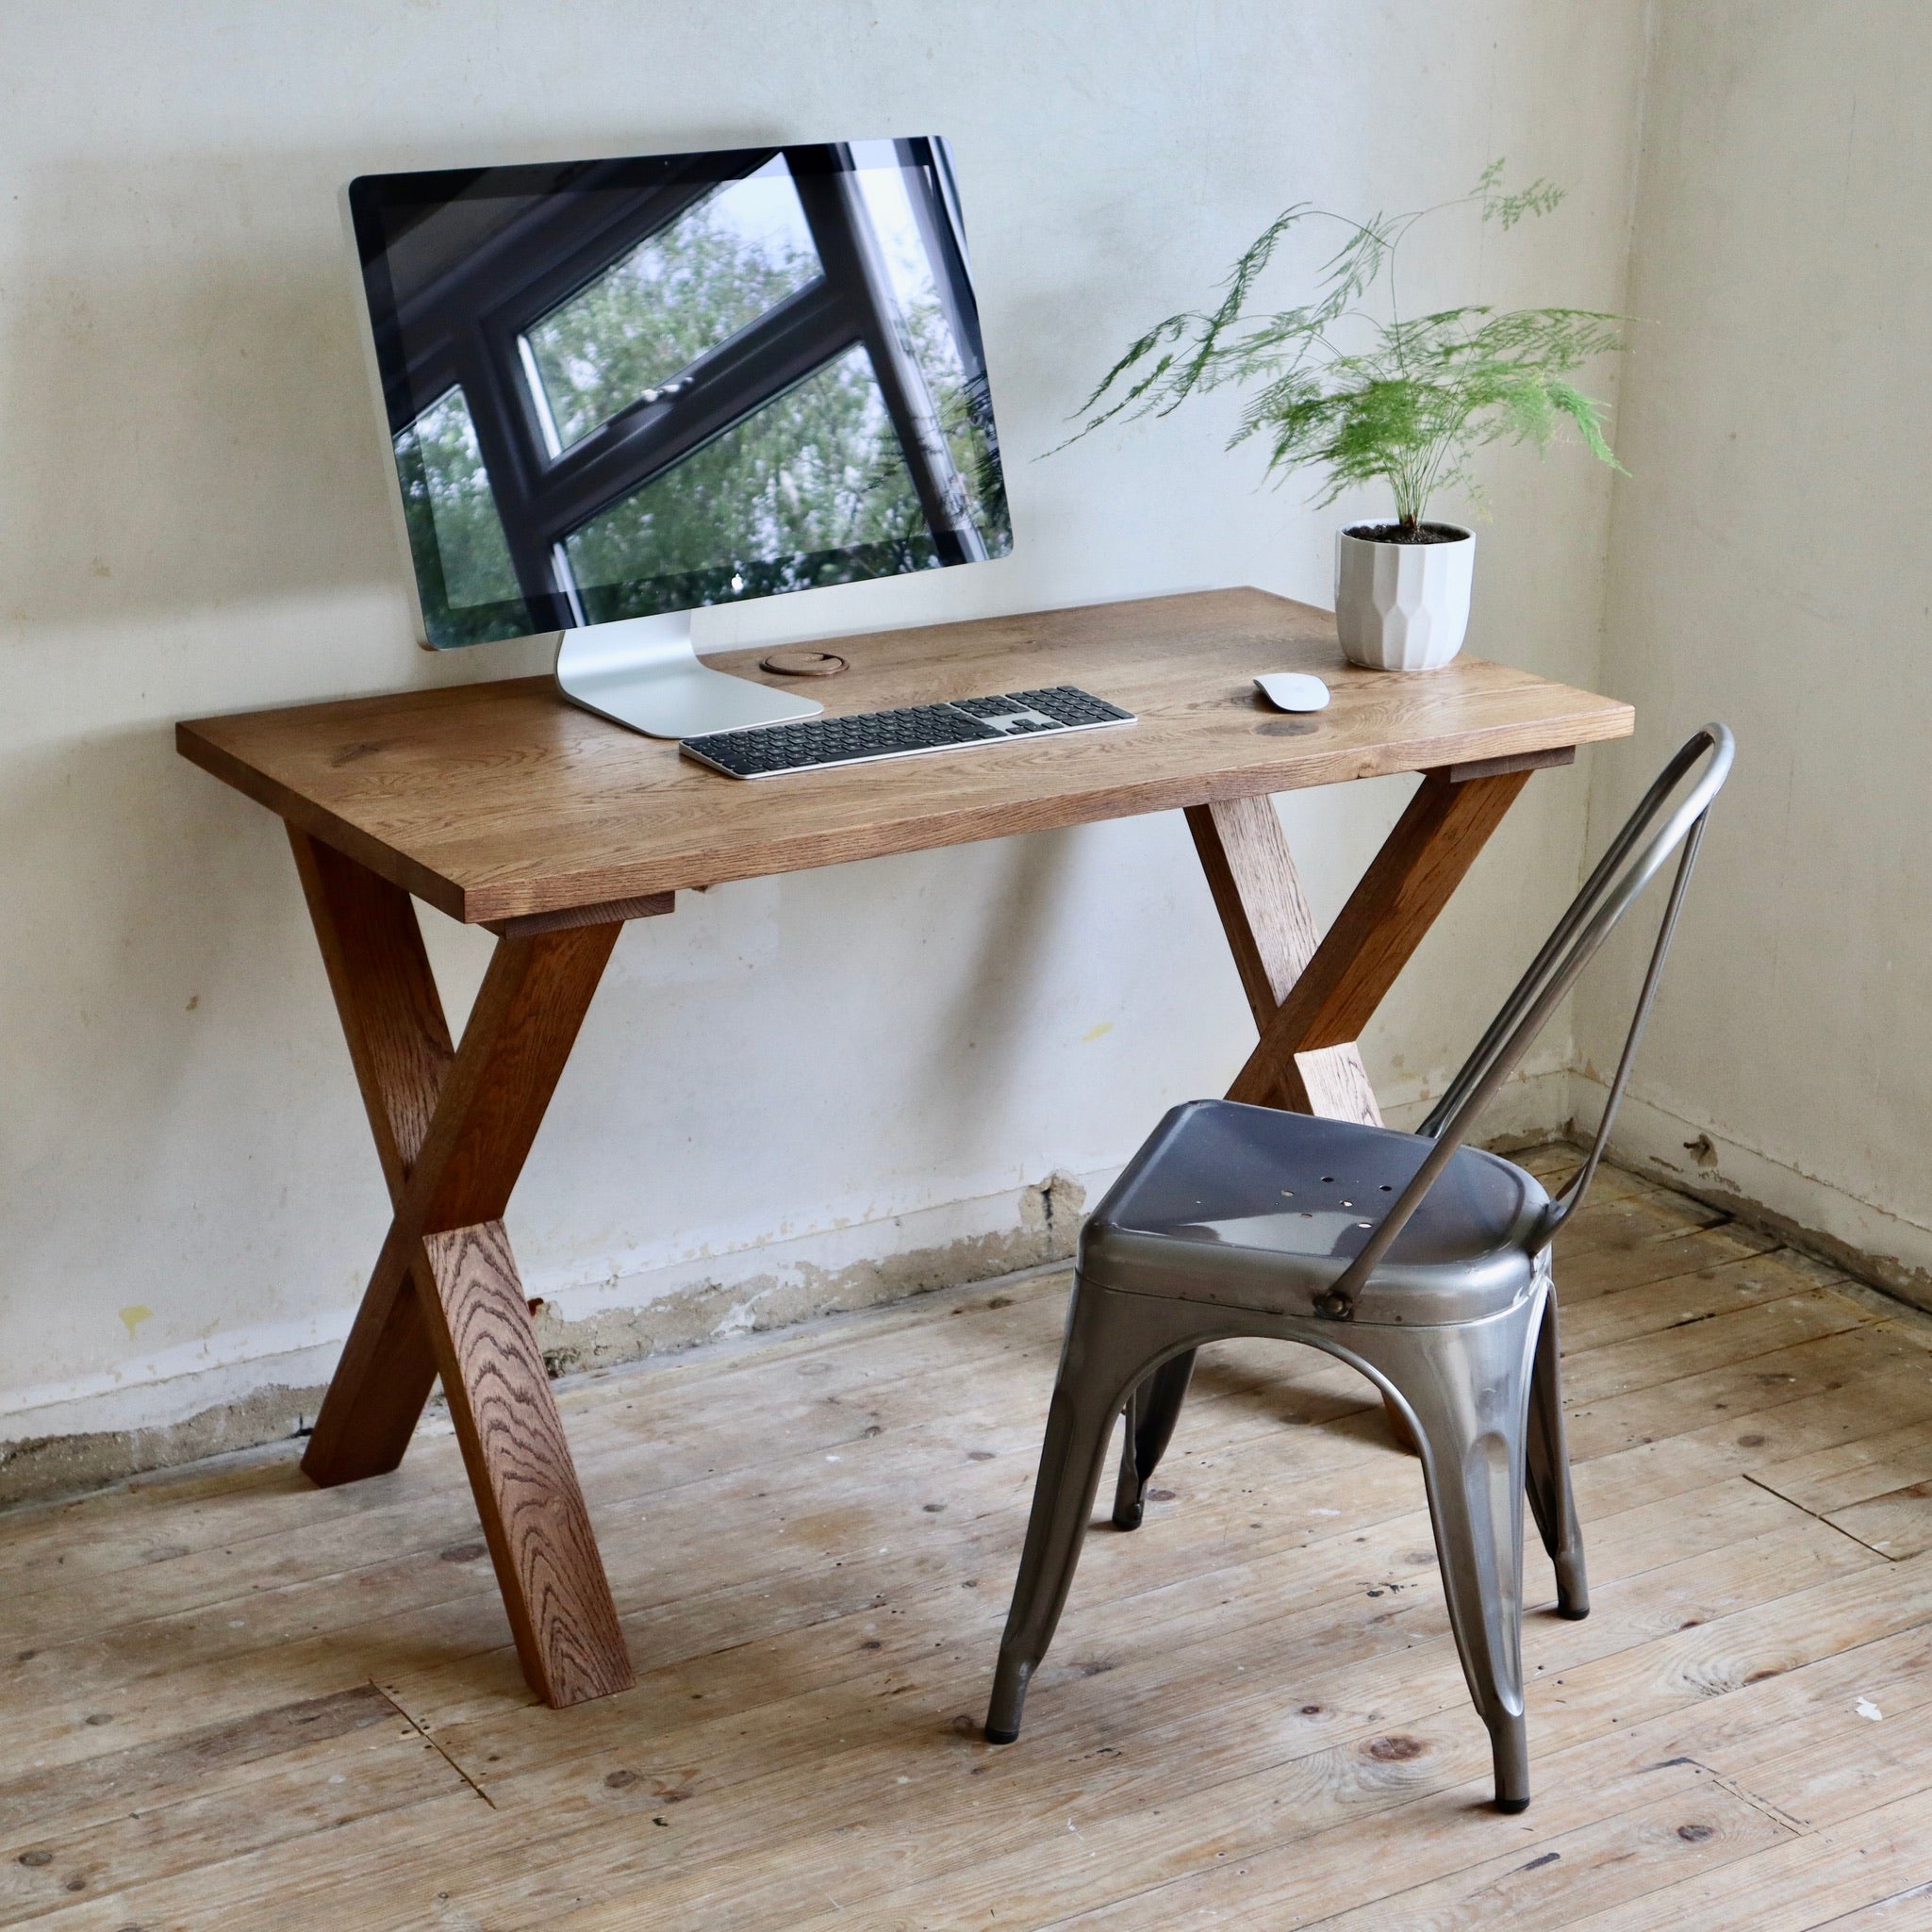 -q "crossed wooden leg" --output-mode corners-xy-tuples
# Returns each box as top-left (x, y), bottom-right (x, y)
(1128, 755), (1565, 1471)
(289, 830), (662, 1707)
(1210, 760), (1550, 1112)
